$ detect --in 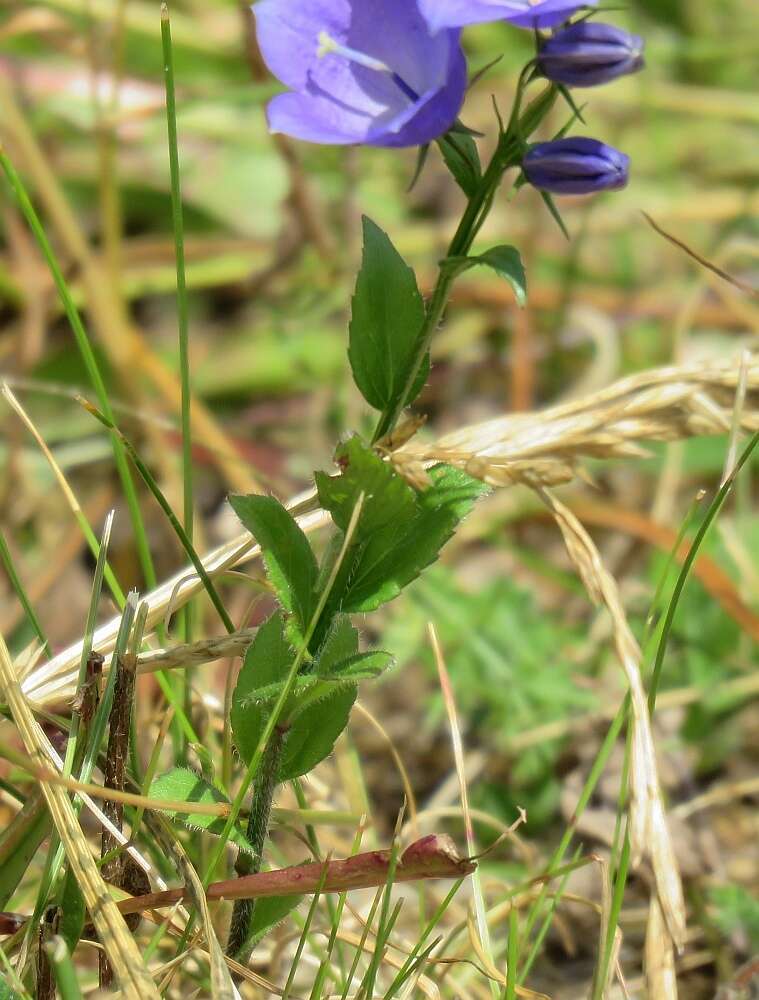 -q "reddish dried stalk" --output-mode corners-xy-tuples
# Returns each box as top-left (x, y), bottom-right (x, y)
(115, 835), (475, 917)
